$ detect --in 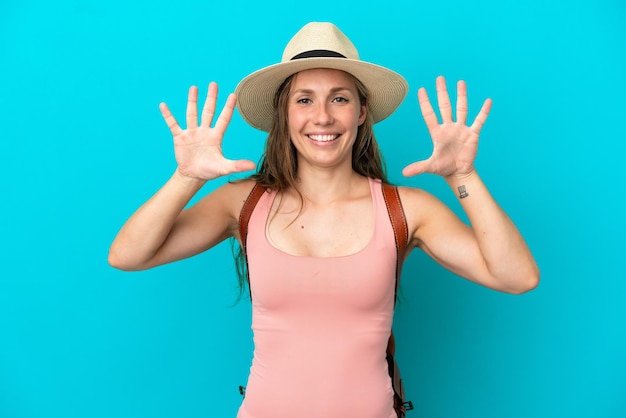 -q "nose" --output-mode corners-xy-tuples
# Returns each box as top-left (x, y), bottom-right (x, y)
(313, 102), (333, 125)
